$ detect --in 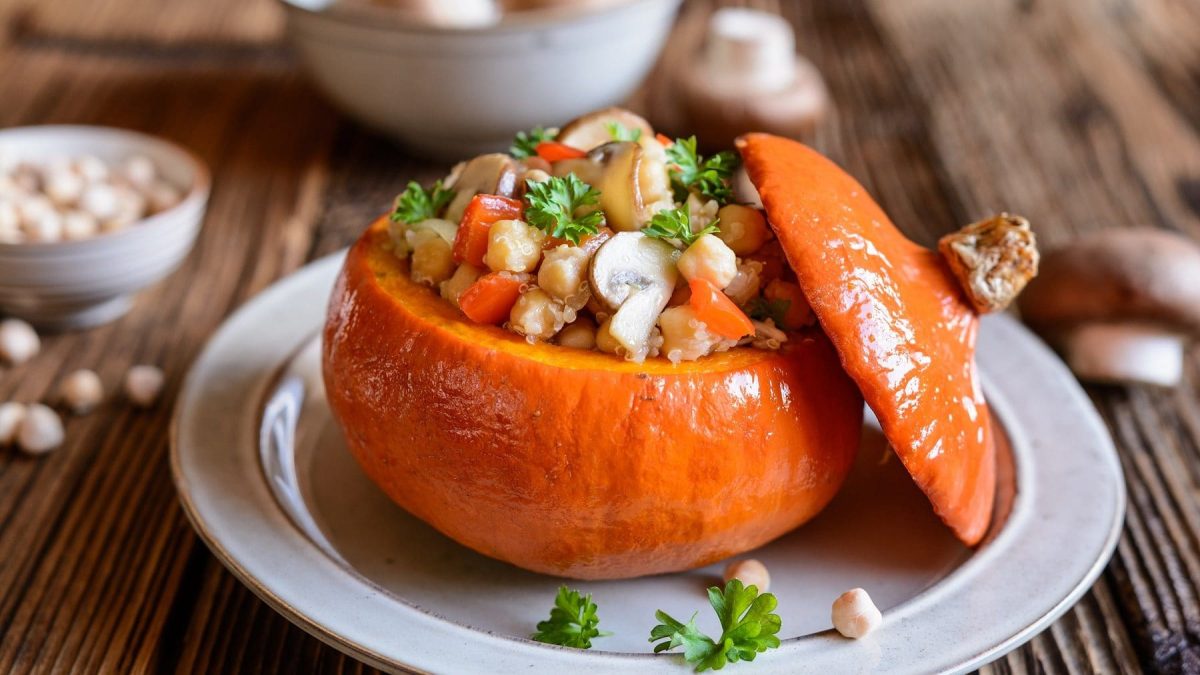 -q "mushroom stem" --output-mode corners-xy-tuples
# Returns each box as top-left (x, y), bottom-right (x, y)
(1064, 323), (1185, 387)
